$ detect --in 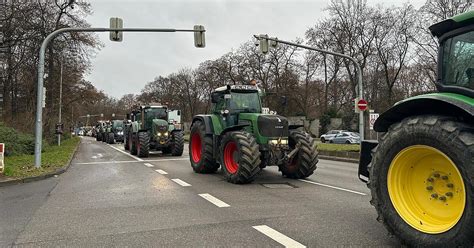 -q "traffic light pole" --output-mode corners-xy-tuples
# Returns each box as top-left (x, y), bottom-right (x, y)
(35, 27), (205, 168)
(253, 35), (365, 141)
